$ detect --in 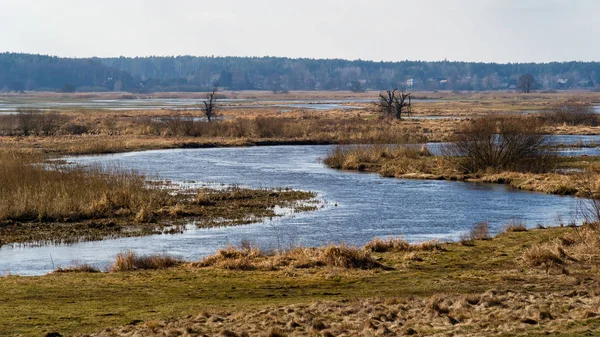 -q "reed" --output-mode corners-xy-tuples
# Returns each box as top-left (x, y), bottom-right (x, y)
(0, 150), (169, 223)
(110, 251), (182, 272)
